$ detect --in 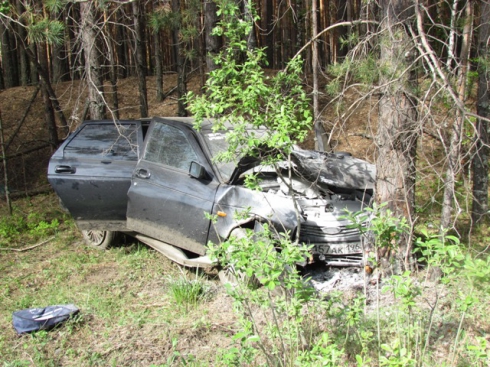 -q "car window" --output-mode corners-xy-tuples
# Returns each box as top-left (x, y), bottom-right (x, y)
(144, 122), (199, 171)
(64, 124), (138, 161)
